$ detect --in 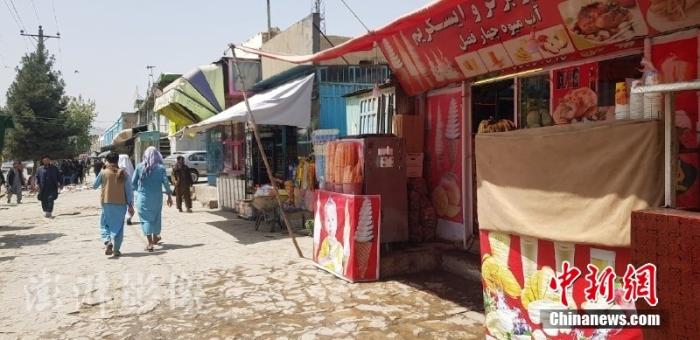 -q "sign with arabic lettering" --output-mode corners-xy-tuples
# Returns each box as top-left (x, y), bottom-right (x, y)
(378, 0), (696, 95)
